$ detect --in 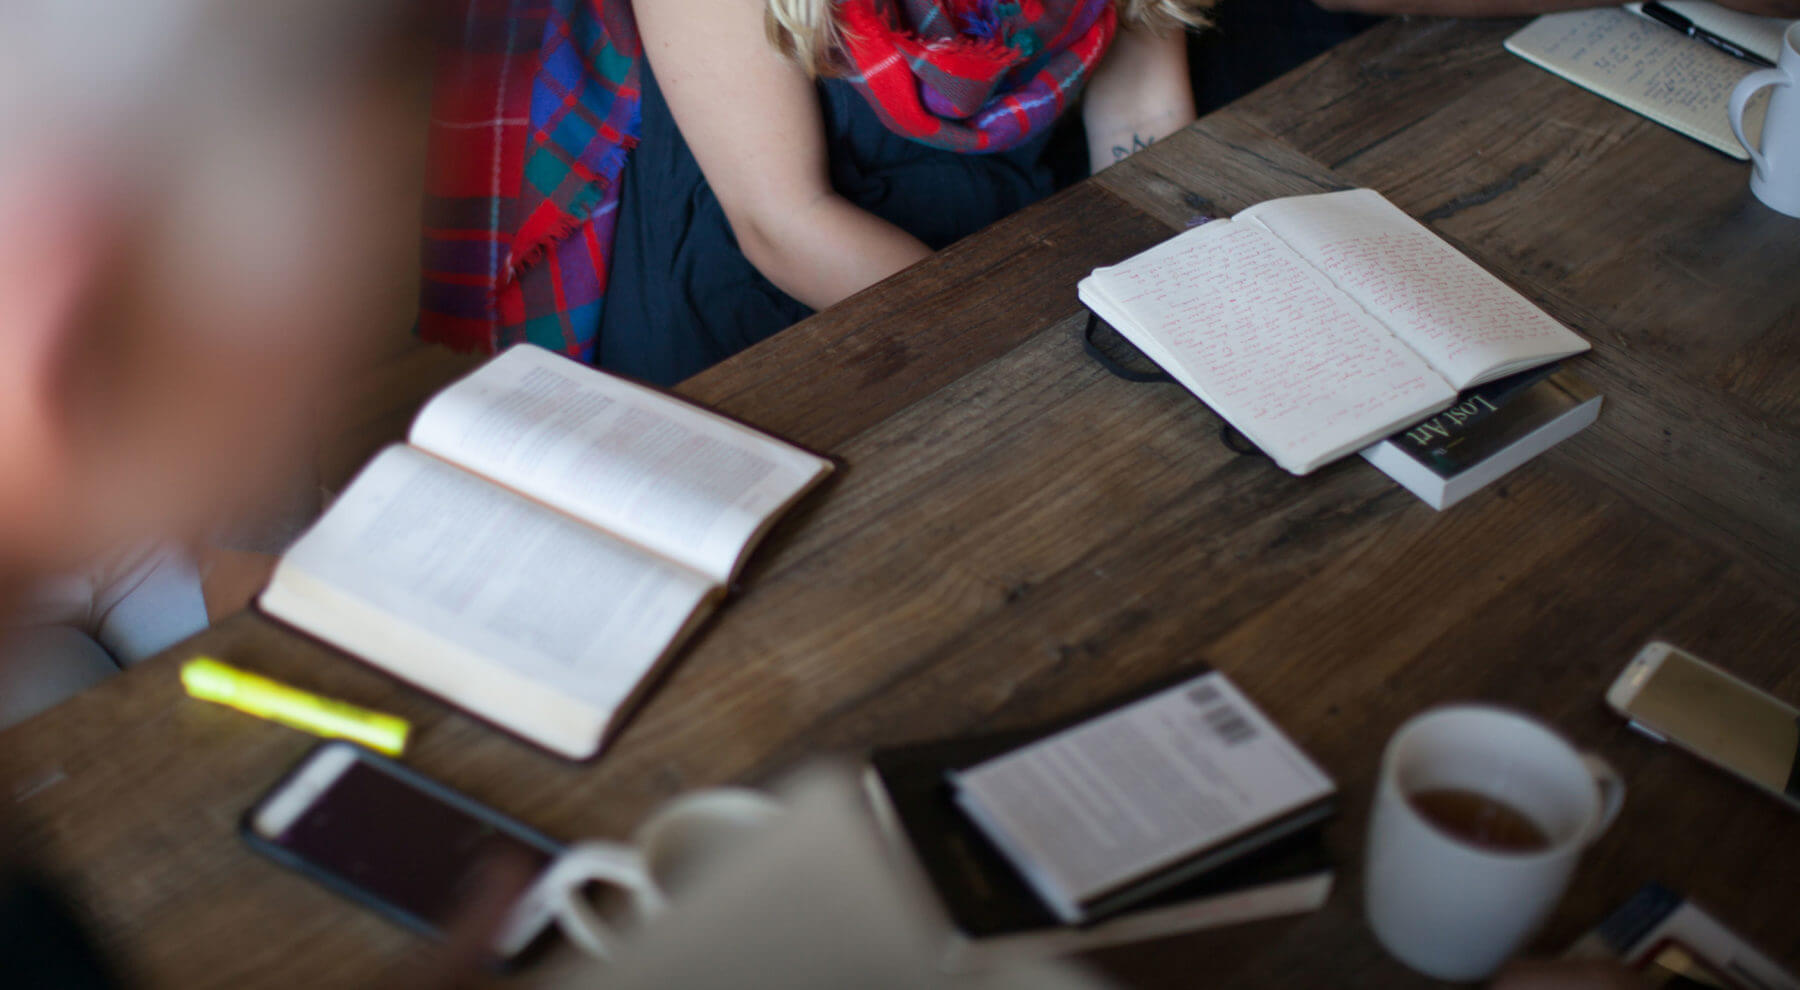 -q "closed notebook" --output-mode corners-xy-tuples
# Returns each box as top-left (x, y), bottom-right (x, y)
(947, 669), (1337, 926)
